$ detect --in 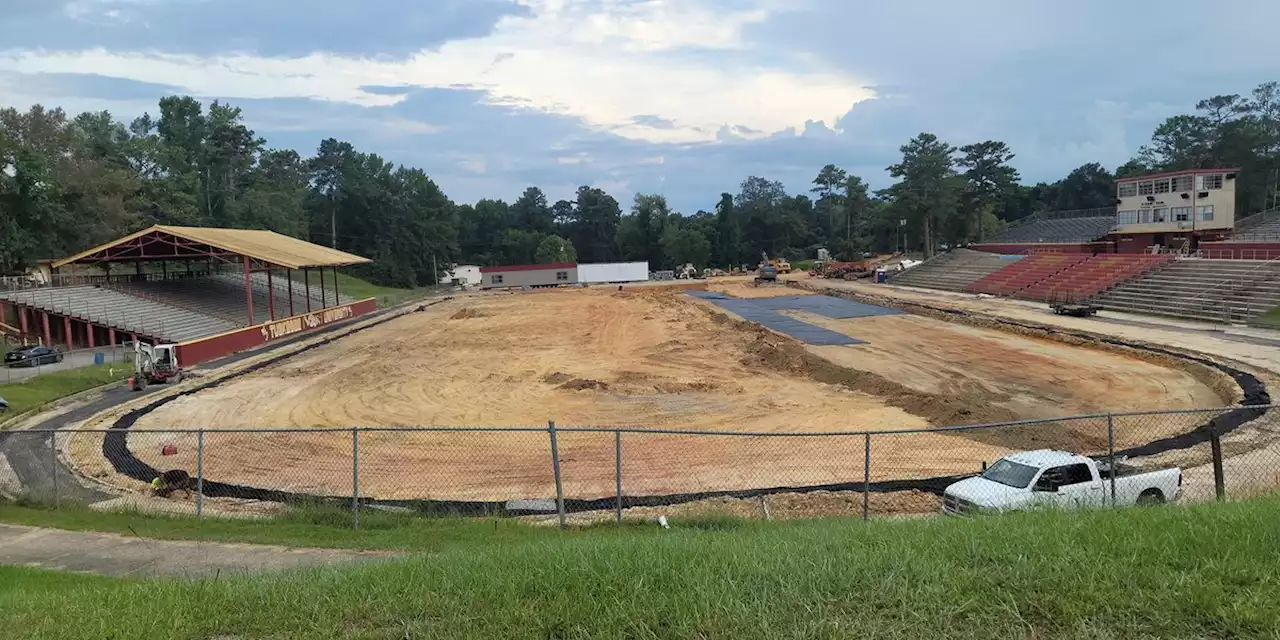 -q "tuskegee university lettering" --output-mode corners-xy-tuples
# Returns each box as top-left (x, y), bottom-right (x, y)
(258, 305), (355, 341)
